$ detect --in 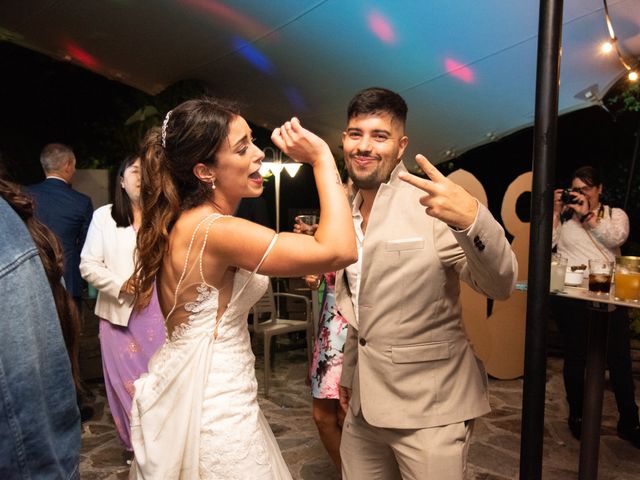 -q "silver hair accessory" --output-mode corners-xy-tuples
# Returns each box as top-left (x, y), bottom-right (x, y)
(211, 179), (216, 190)
(161, 110), (173, 148)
